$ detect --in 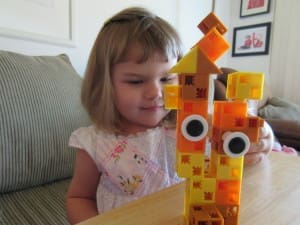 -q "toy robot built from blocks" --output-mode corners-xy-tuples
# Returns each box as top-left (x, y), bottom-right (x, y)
(164, 13), (264, 225)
